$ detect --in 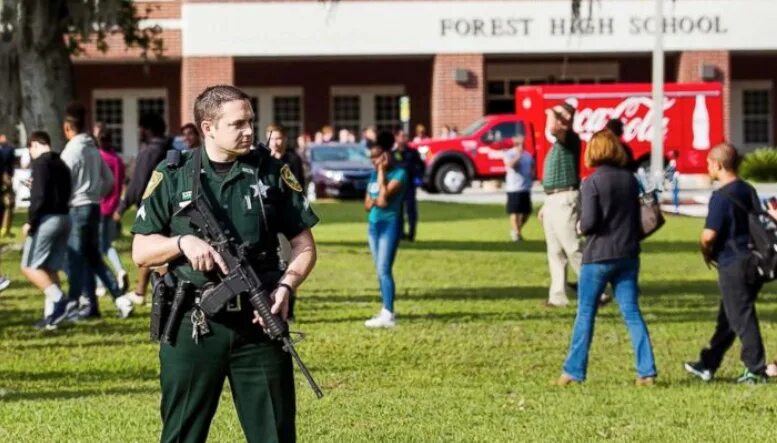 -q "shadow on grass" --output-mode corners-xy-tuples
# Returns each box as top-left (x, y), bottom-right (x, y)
(318, 239), (703, 254)
(0, 386), (157, 402)
(303, 286), (549, 304)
